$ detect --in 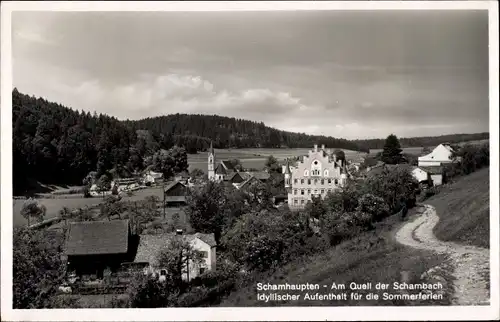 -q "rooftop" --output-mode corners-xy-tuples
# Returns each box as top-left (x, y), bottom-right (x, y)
(65, 220), (130, 256)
